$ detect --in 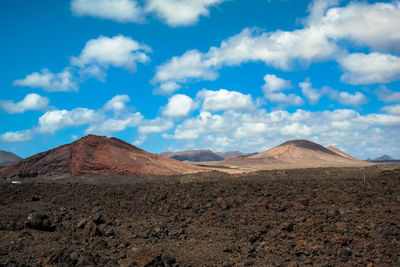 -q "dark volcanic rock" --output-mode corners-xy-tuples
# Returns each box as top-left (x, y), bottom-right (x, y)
(25, 212), (55, 232)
